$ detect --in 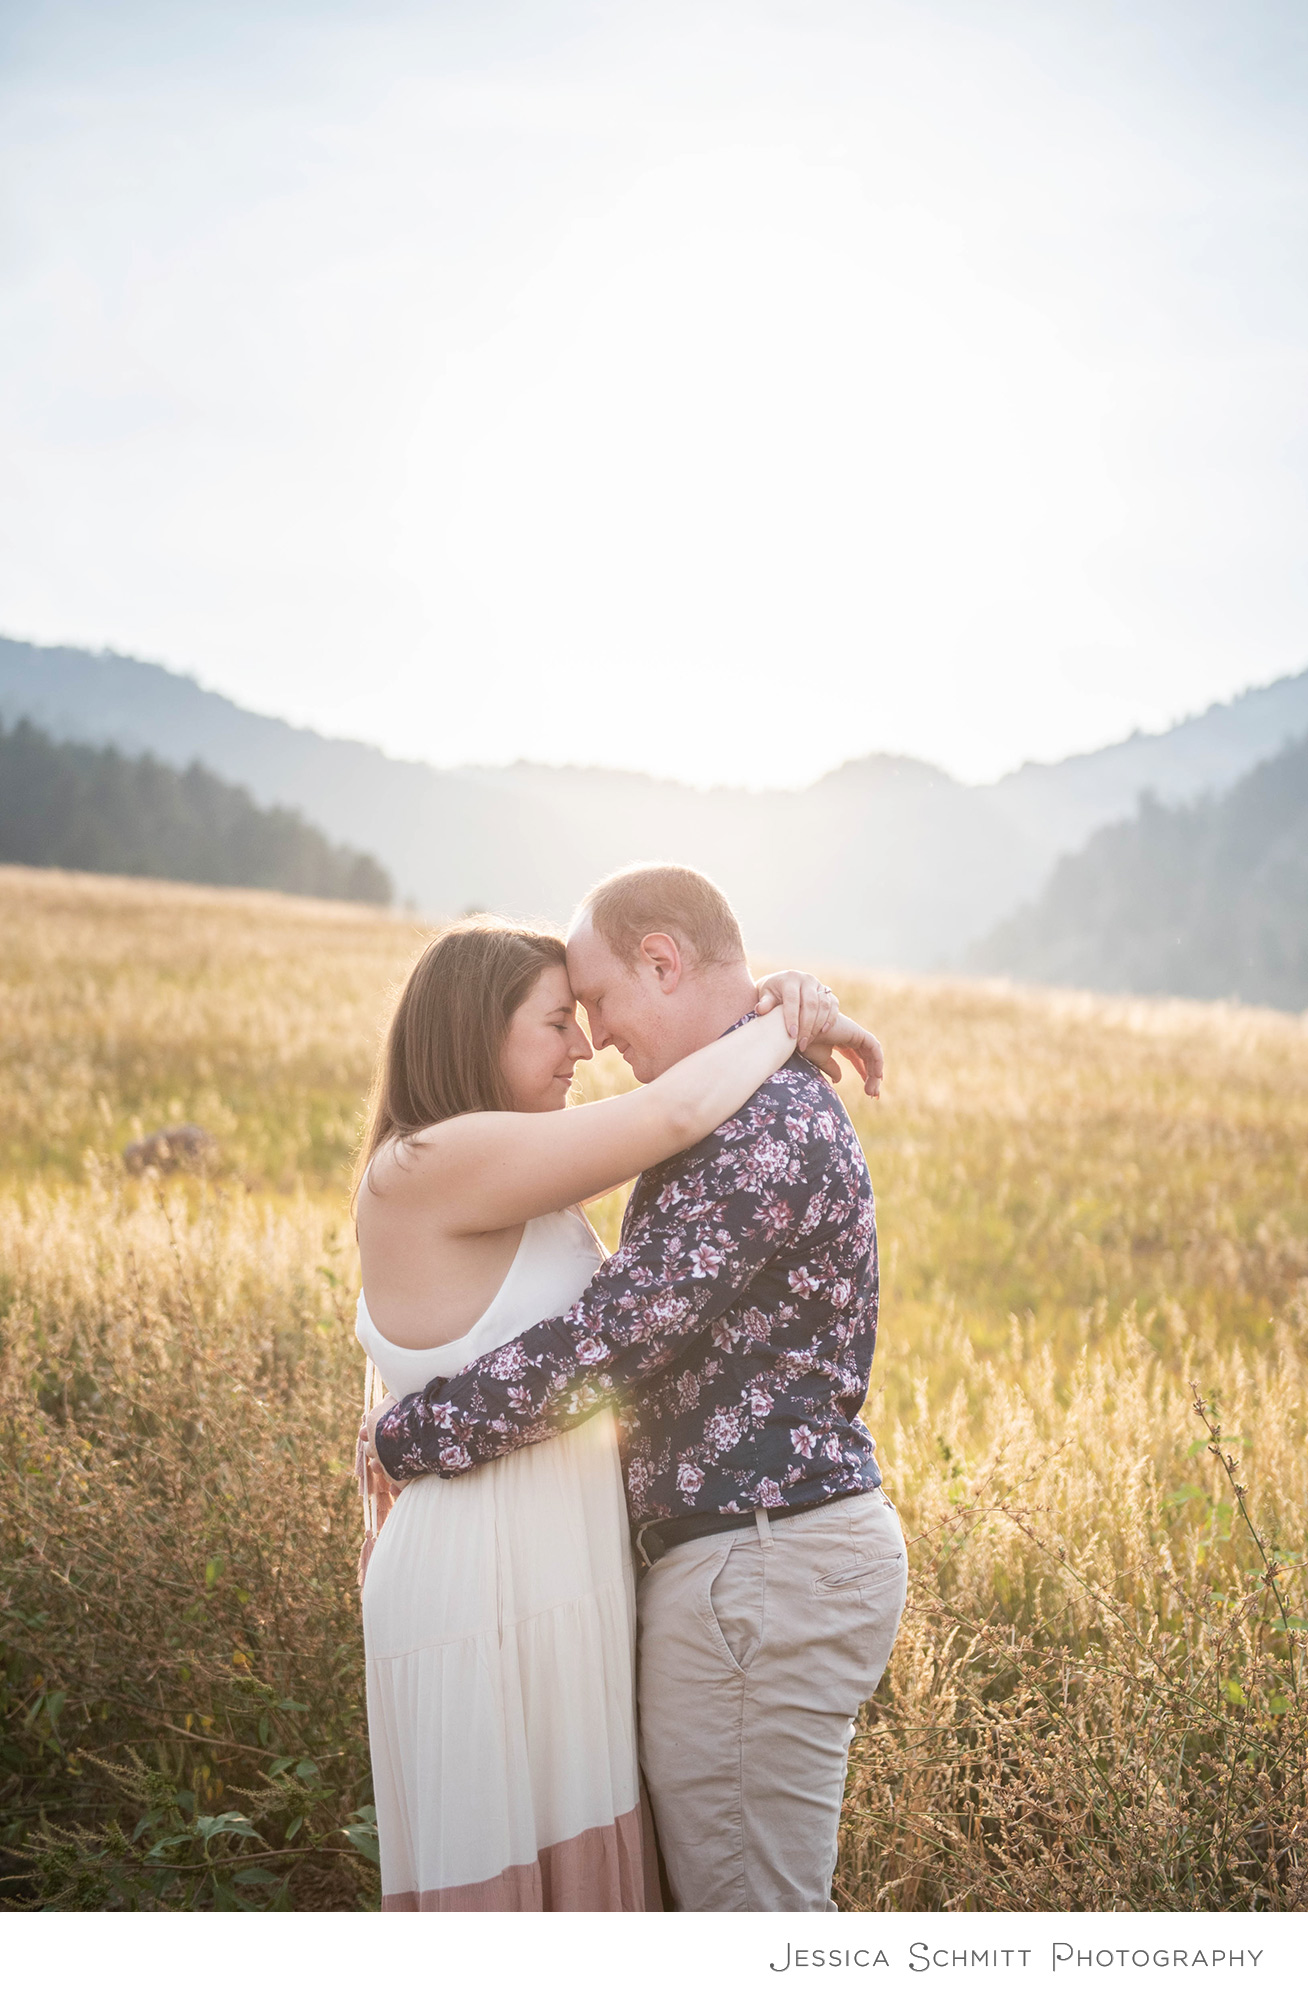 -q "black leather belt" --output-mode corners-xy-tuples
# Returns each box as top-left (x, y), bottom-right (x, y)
(633, 1490), (852, 1570)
